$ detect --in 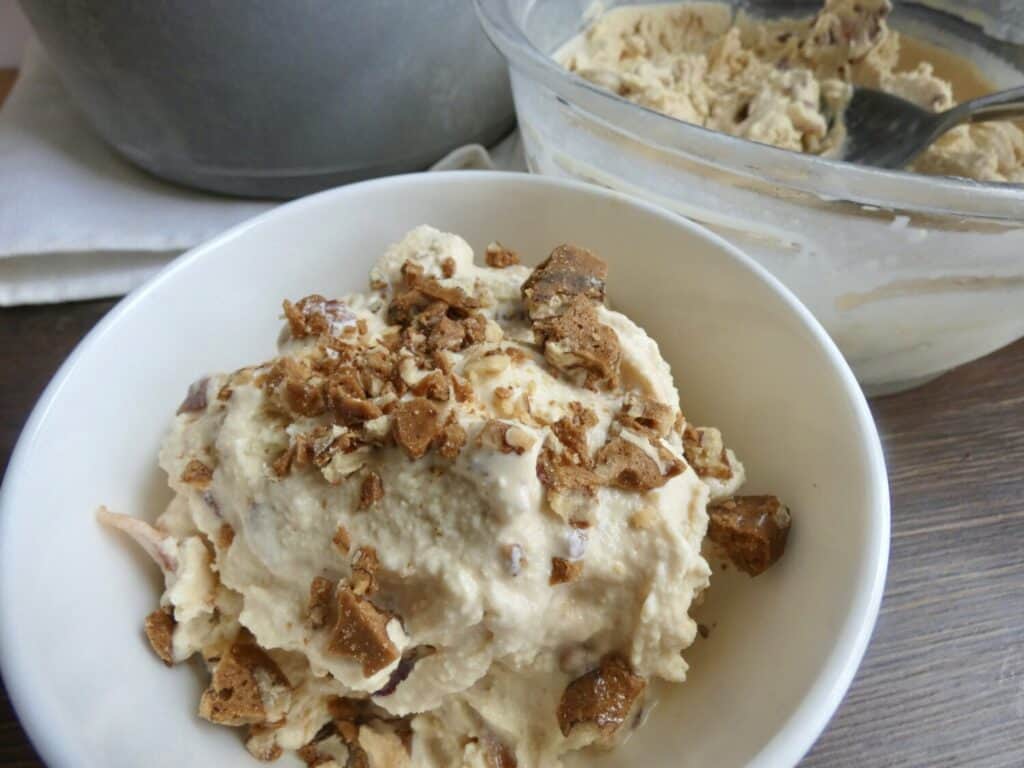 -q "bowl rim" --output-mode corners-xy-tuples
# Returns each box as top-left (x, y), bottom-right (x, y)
(0, 170), (890, 768)
(473, 0), (1024, 220)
